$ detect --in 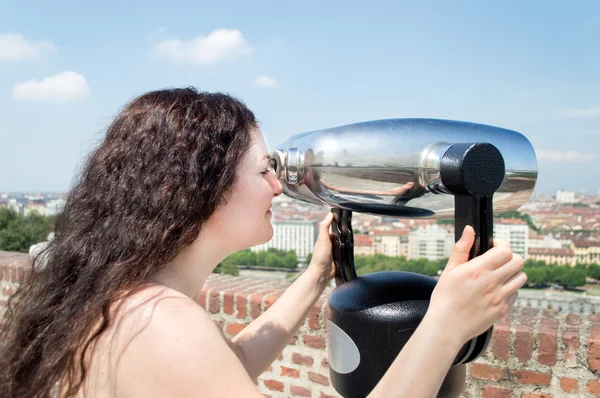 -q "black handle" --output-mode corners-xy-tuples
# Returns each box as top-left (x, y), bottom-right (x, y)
(332, 208), (357, 286)
(441, 142), (506, 363)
